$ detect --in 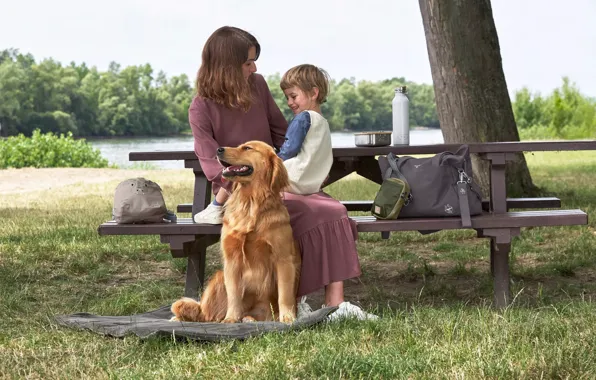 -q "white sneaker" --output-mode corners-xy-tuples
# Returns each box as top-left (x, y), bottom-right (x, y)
(296, 296), (313, 319)
(193, 203), (223, 224)
(326, 301), (379, 322)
